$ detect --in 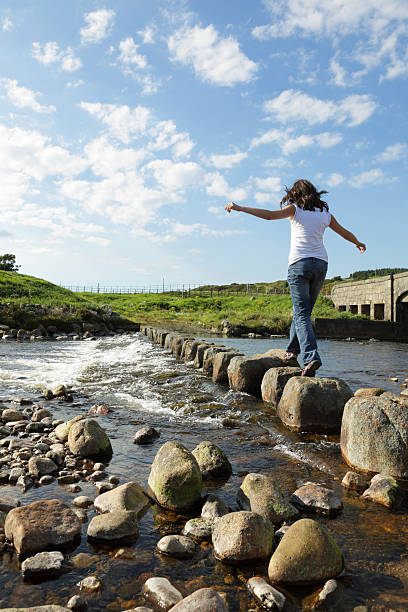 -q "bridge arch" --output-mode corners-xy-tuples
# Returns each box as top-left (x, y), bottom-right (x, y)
(396, 290), (408, 330)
